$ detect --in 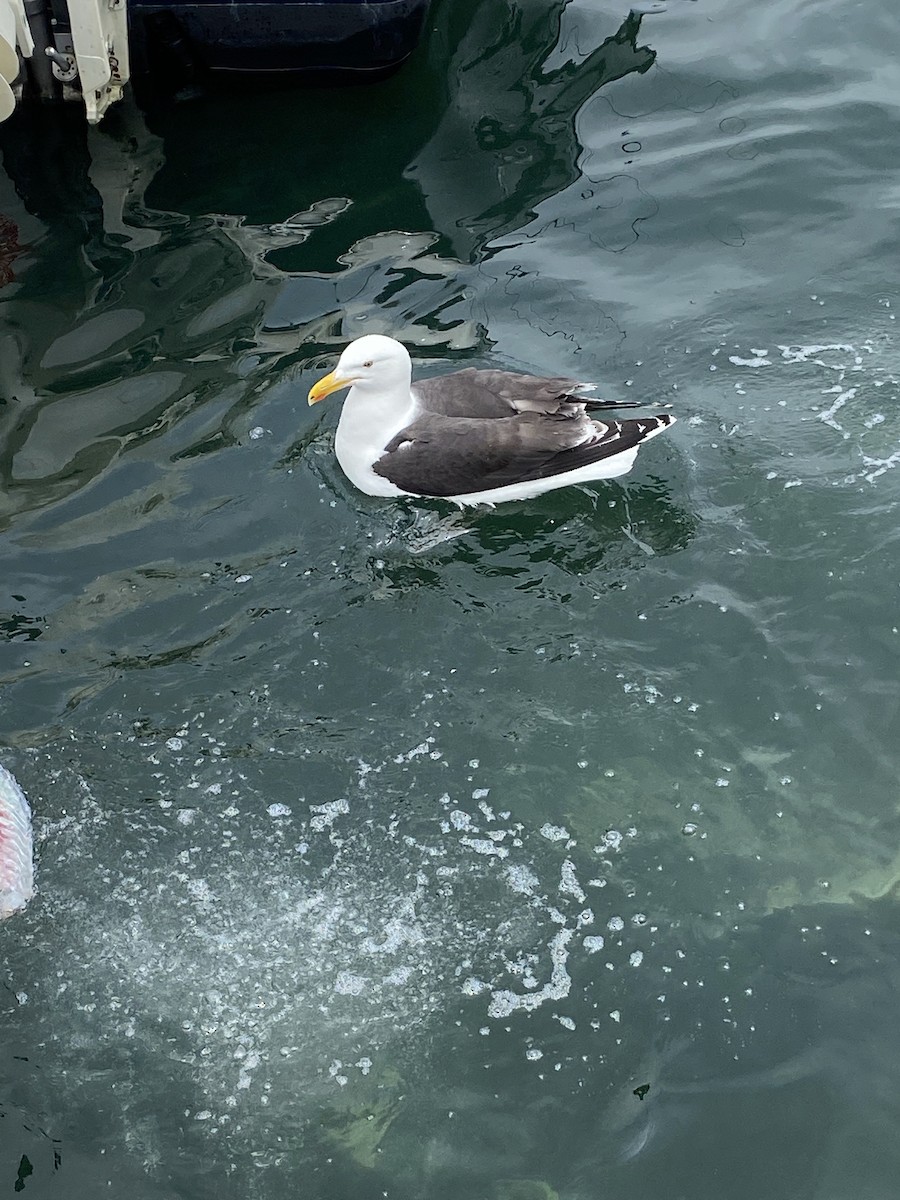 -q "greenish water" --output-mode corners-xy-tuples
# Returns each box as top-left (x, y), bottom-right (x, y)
(2, 0), (900, 1196)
